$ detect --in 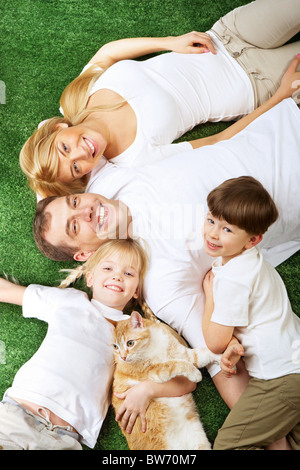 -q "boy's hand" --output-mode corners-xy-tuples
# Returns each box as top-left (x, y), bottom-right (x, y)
(221, 342), (245, 378)
(203, 269), (214, 297)
(114, 381), (154, 434)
